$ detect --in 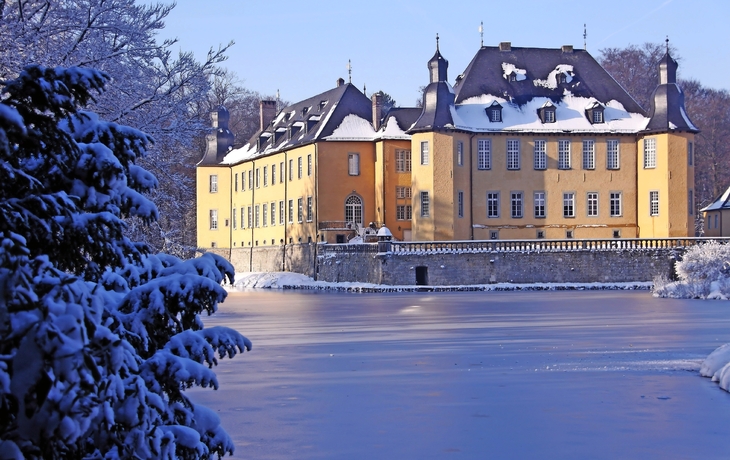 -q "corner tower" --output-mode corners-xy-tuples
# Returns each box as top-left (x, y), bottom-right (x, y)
(637, 43), (699, 237)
